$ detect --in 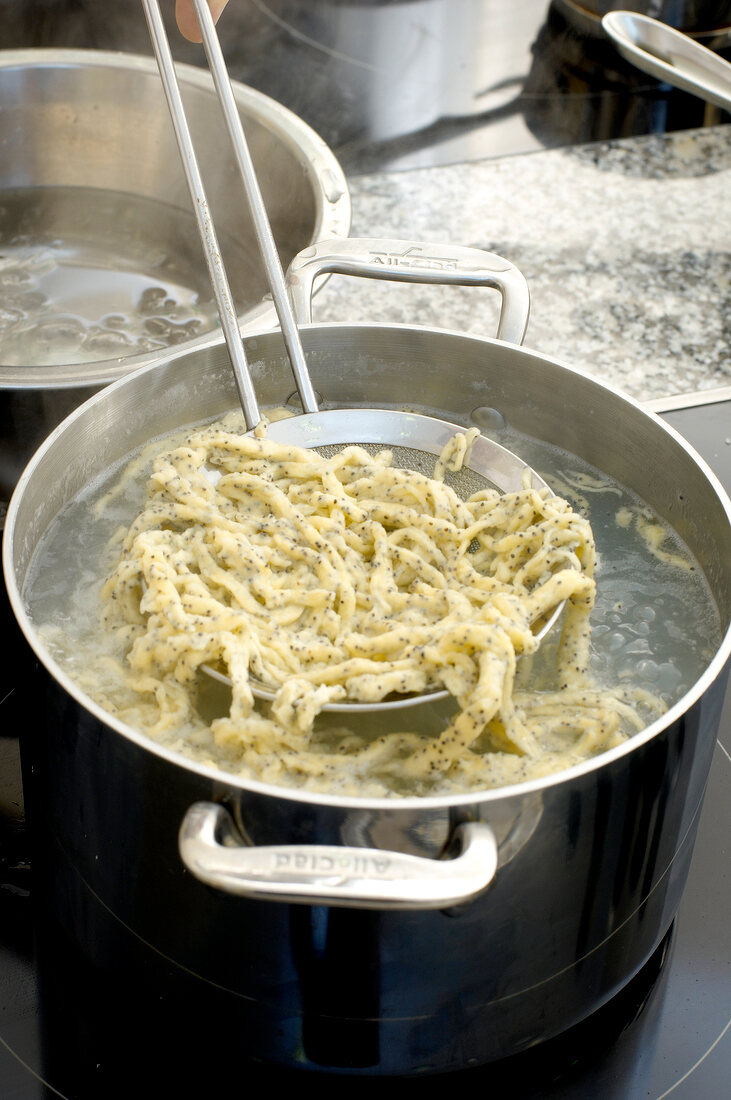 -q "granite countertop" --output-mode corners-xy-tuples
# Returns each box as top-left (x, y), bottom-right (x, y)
(314, 125), (731, 406)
